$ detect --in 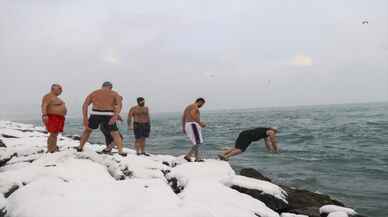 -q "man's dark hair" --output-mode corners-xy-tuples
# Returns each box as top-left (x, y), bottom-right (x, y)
(196, 98), (205, 103)
(137, 97), (145, 104)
